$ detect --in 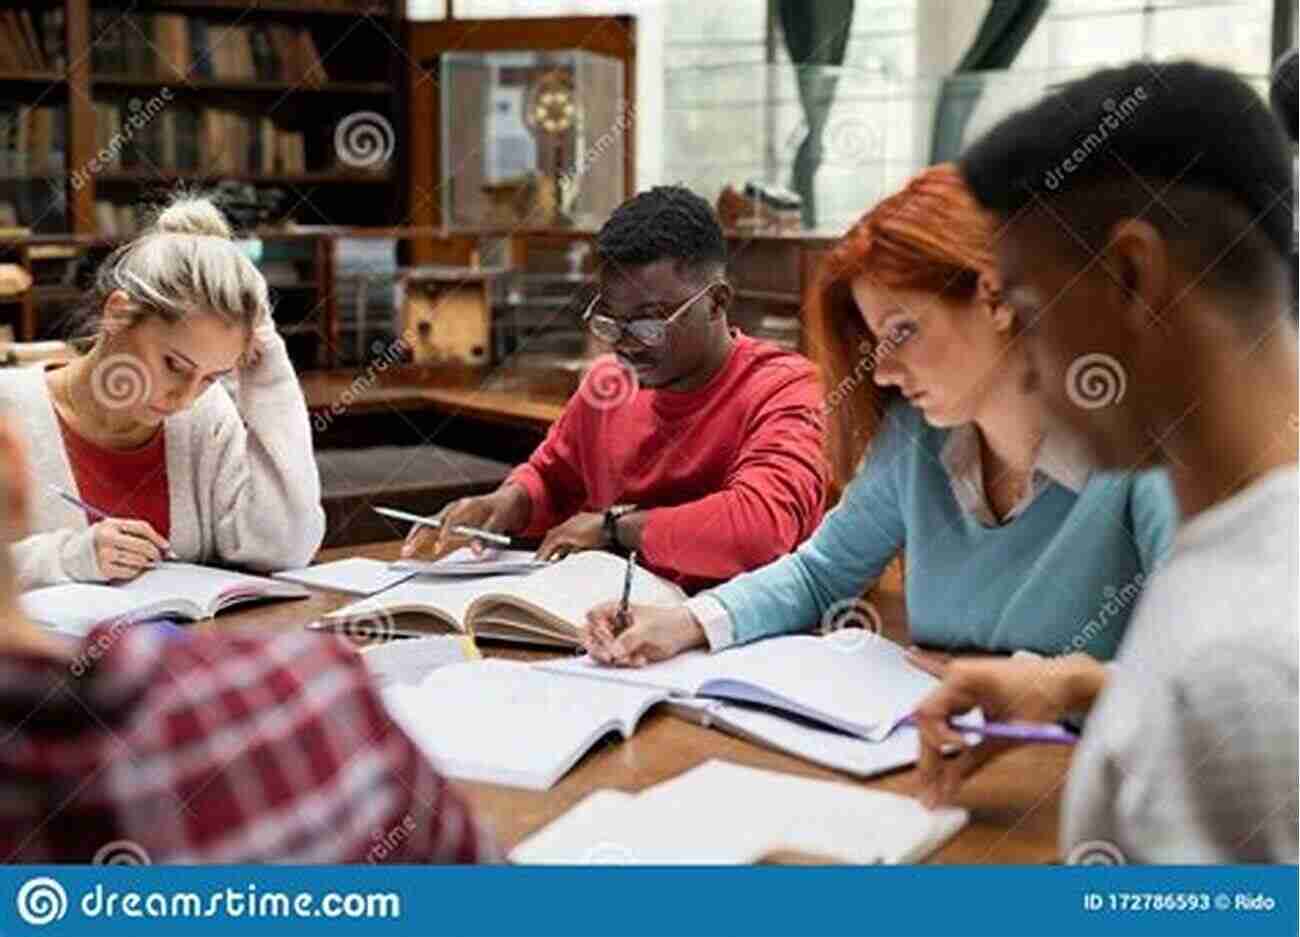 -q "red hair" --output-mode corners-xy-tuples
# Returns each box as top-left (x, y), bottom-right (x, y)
(804, 163), (999, 488)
